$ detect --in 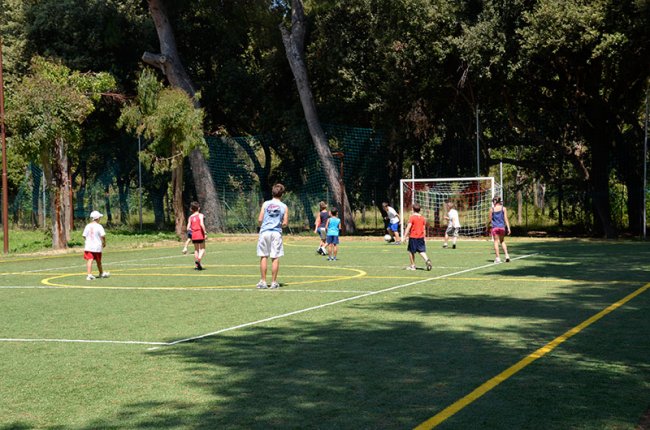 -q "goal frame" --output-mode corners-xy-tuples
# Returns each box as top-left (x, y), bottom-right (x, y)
(399, 176), (496, 239)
